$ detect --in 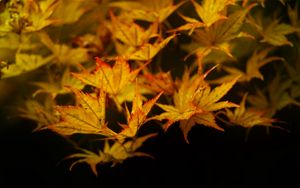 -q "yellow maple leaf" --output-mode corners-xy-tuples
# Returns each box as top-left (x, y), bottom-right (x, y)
(66, 133), (156, 176)
(109, 11), (158, 48)
(152, 68), (238, 142)
(193, 77), (239, 111)
(72, 57), (143, 106)
(179, 112), (222, 143)
(32, 68), (85, 98)
(48, 88), (116, 137)
(110, 0), (185, 23)
(192, 0), (237, 27)
(248, 13), (296, 46)
(125, 34), (176, 61)
(169, 12), (205, 35)
(185, 4), (255, 61)
(288, 2), (300, 38)
(108, 11), (175, 61)
(141, 71), (176, 95)
(152, 69), (208, 129)
(18, 96), (58, 131)
(212, 47), (284, 83)
(1, 52), (54, 78)
(38, 32), (89, 65)
(170, 0), (240, 34)
(261, 21), (296, 46)
(223, 94), (275, 128)
(119, 85), (163, 138)
(247, 65), (300, 117)
(23, 0), (59, 32)
(251, 0), (286, 8)
(51, 0), (89, 25)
